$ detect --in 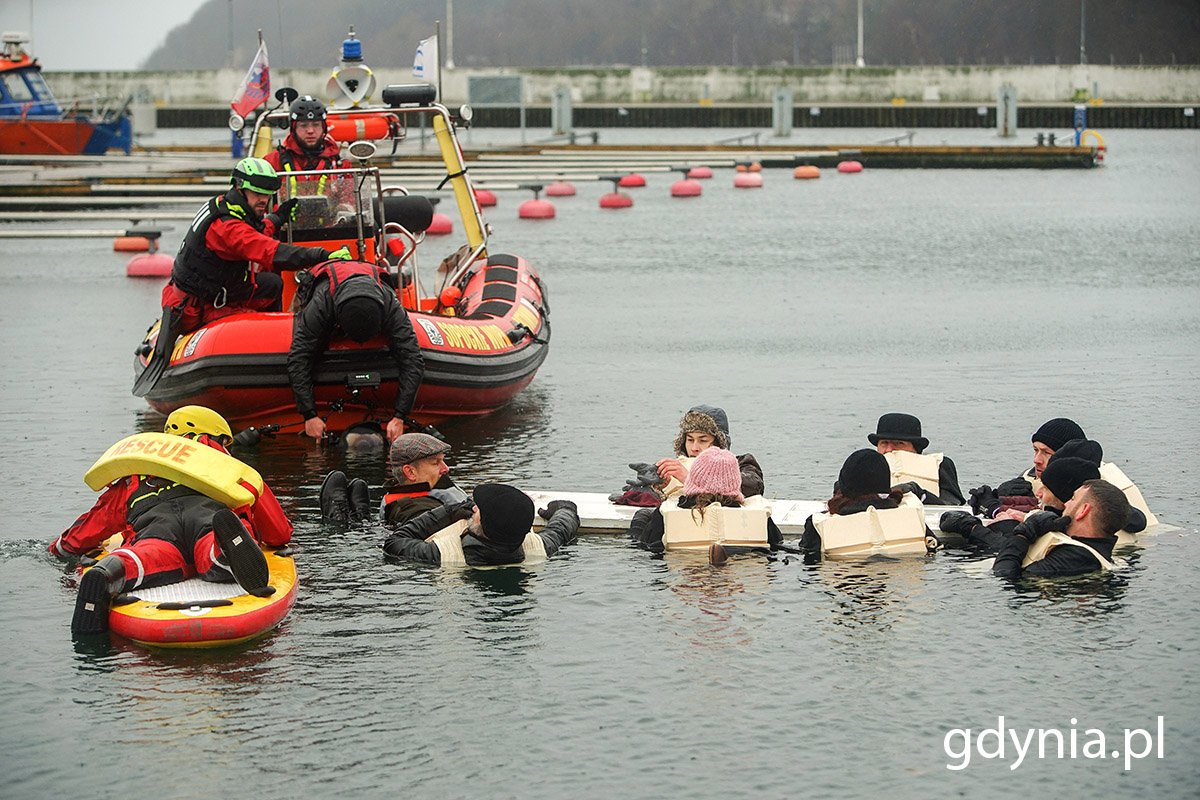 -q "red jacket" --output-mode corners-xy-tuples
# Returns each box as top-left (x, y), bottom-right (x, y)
(50, 435), (292, 558)
(264, 133), (346, 173)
